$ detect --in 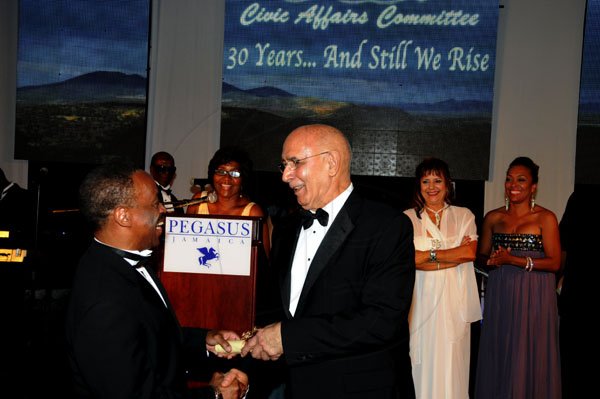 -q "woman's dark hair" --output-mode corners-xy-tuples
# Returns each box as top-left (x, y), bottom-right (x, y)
(411, 157), (454, 217)
(508, 156), (539, 184)
(207, 146), (253, 189)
